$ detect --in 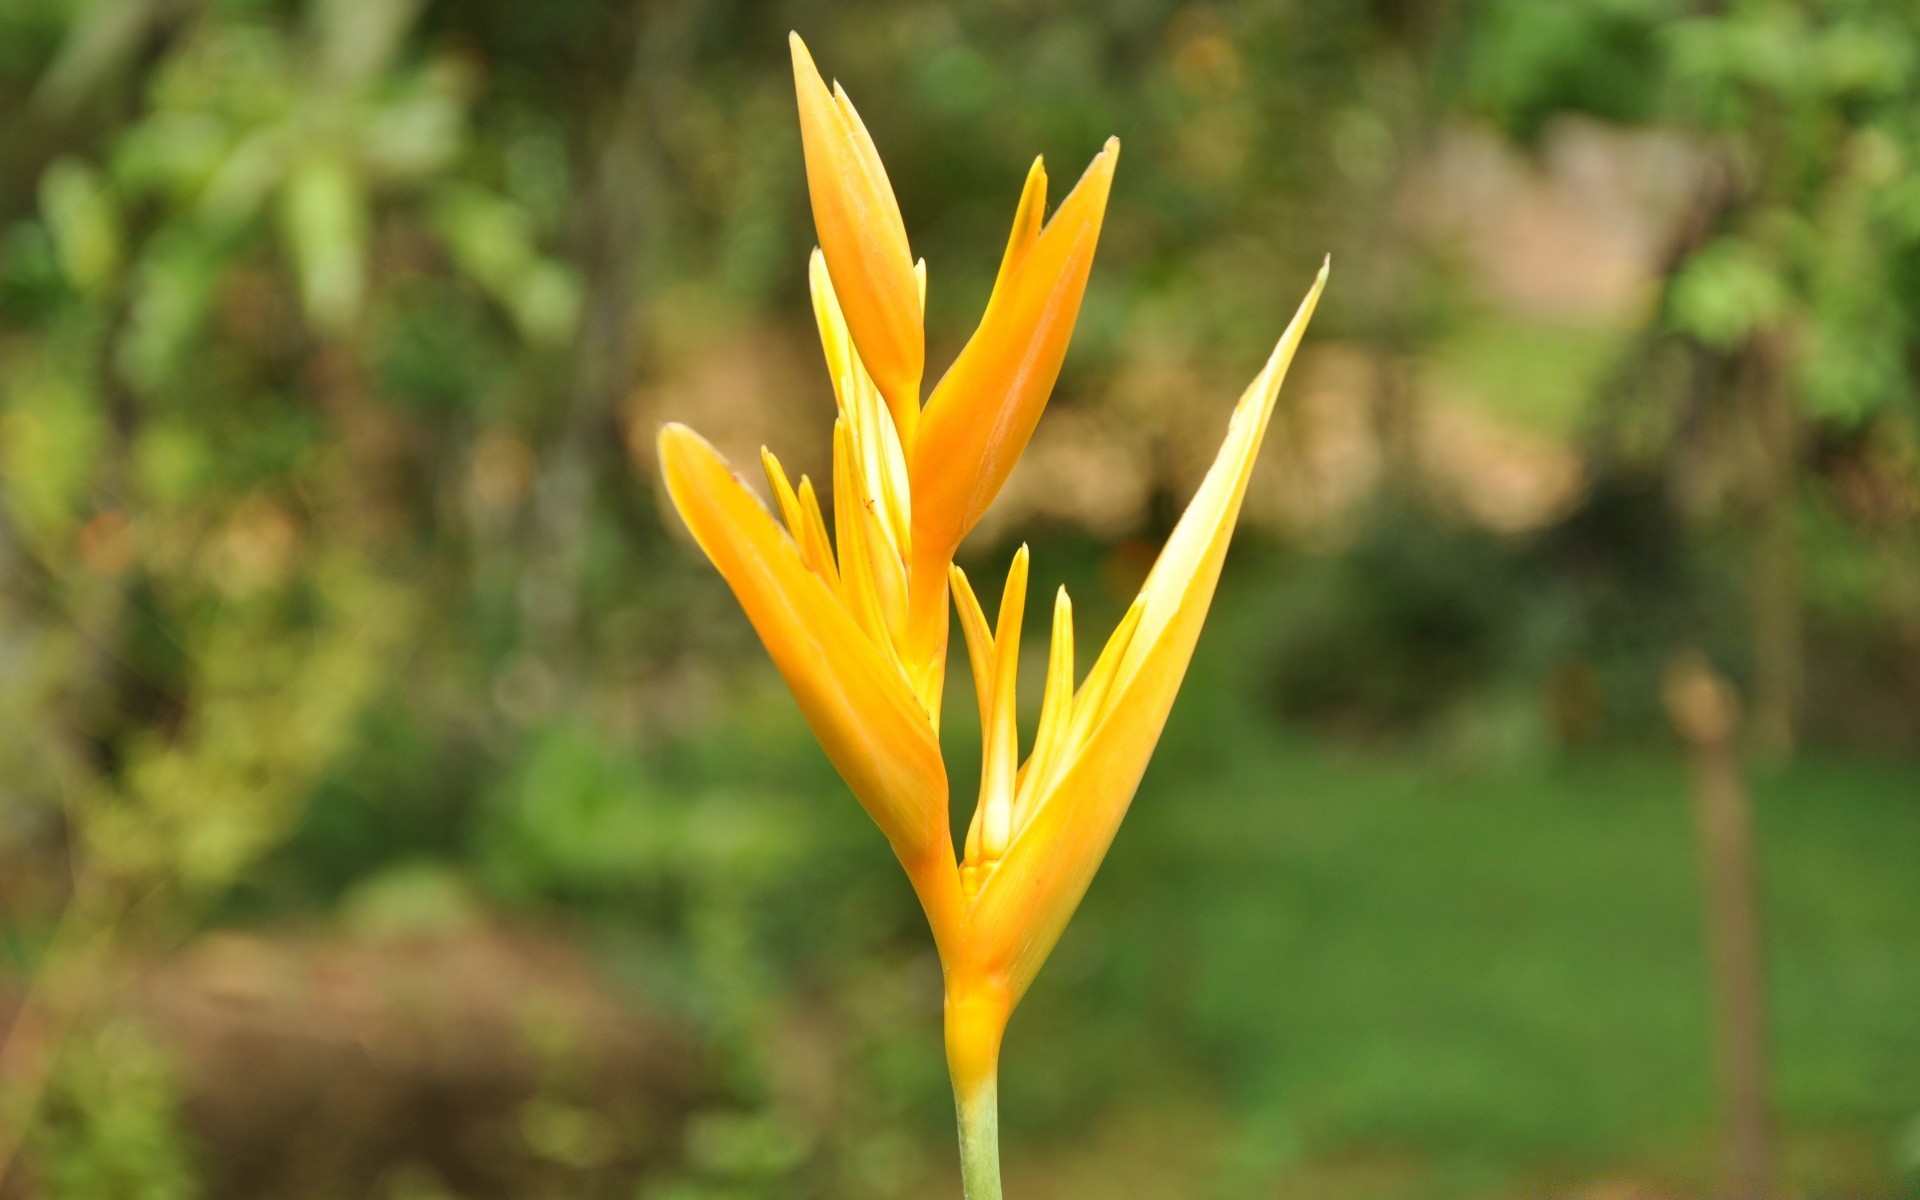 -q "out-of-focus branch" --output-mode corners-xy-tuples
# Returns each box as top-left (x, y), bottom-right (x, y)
(523, 0), (709, 657)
